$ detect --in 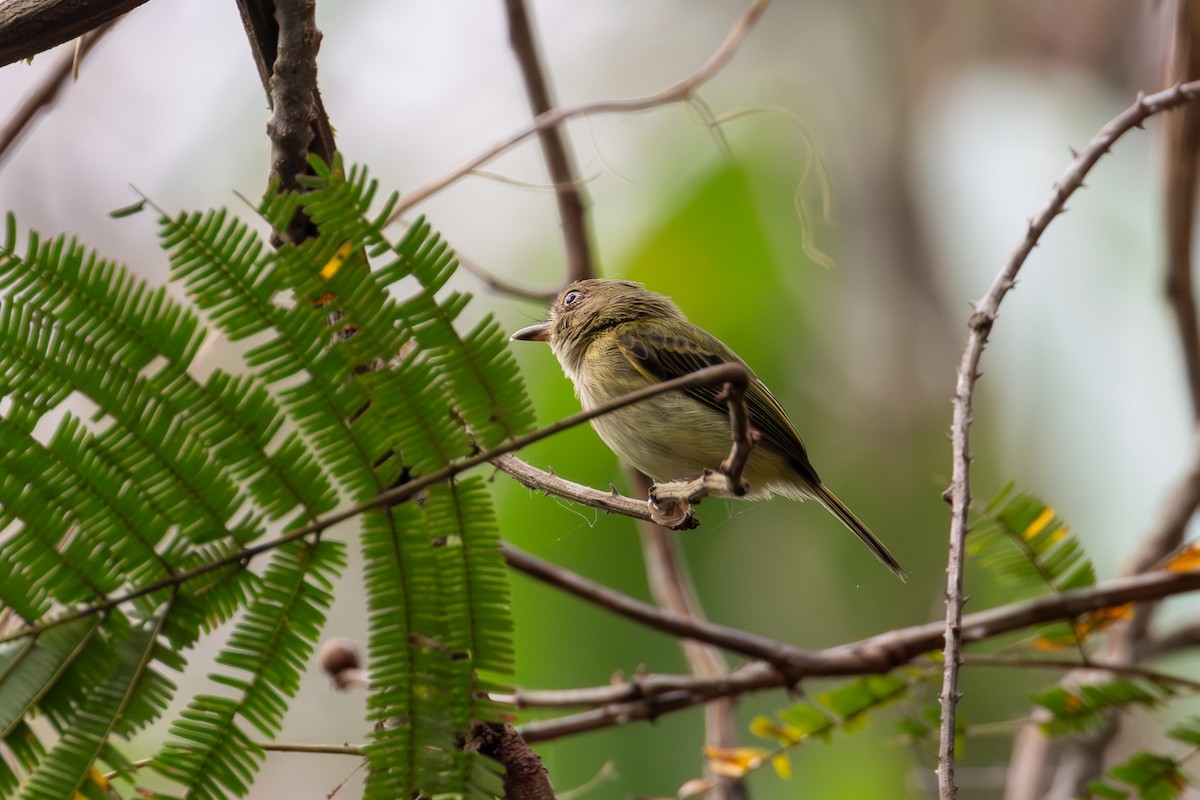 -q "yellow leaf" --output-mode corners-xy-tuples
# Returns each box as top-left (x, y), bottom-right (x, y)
(1022, 507), (1055, 540)
(1165, 543), (1200, 572)
(771, 754), (792, 780)
(750, 715), (803, 745)
(703, 745), (766, 777)
(320, 241), (355, 280)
